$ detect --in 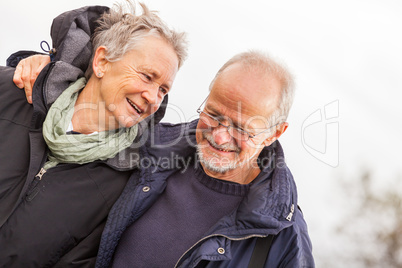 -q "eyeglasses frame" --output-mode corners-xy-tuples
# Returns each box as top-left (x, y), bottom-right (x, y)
(196, 95), (281, 142)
